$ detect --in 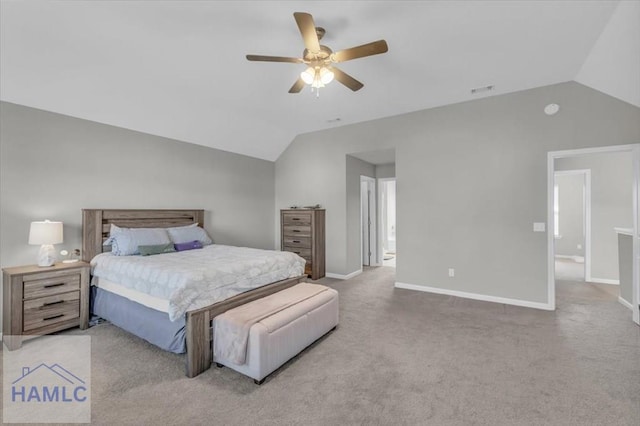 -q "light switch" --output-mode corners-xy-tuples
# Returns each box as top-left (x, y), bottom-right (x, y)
(533, 222), (546, 232)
